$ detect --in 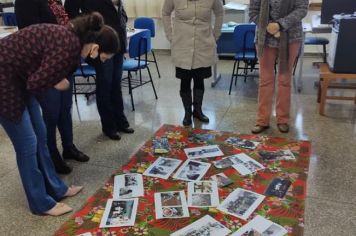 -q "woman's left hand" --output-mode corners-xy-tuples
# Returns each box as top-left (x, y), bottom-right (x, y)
(267, 22), (280, 35)
(54, 79), (70, 91)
